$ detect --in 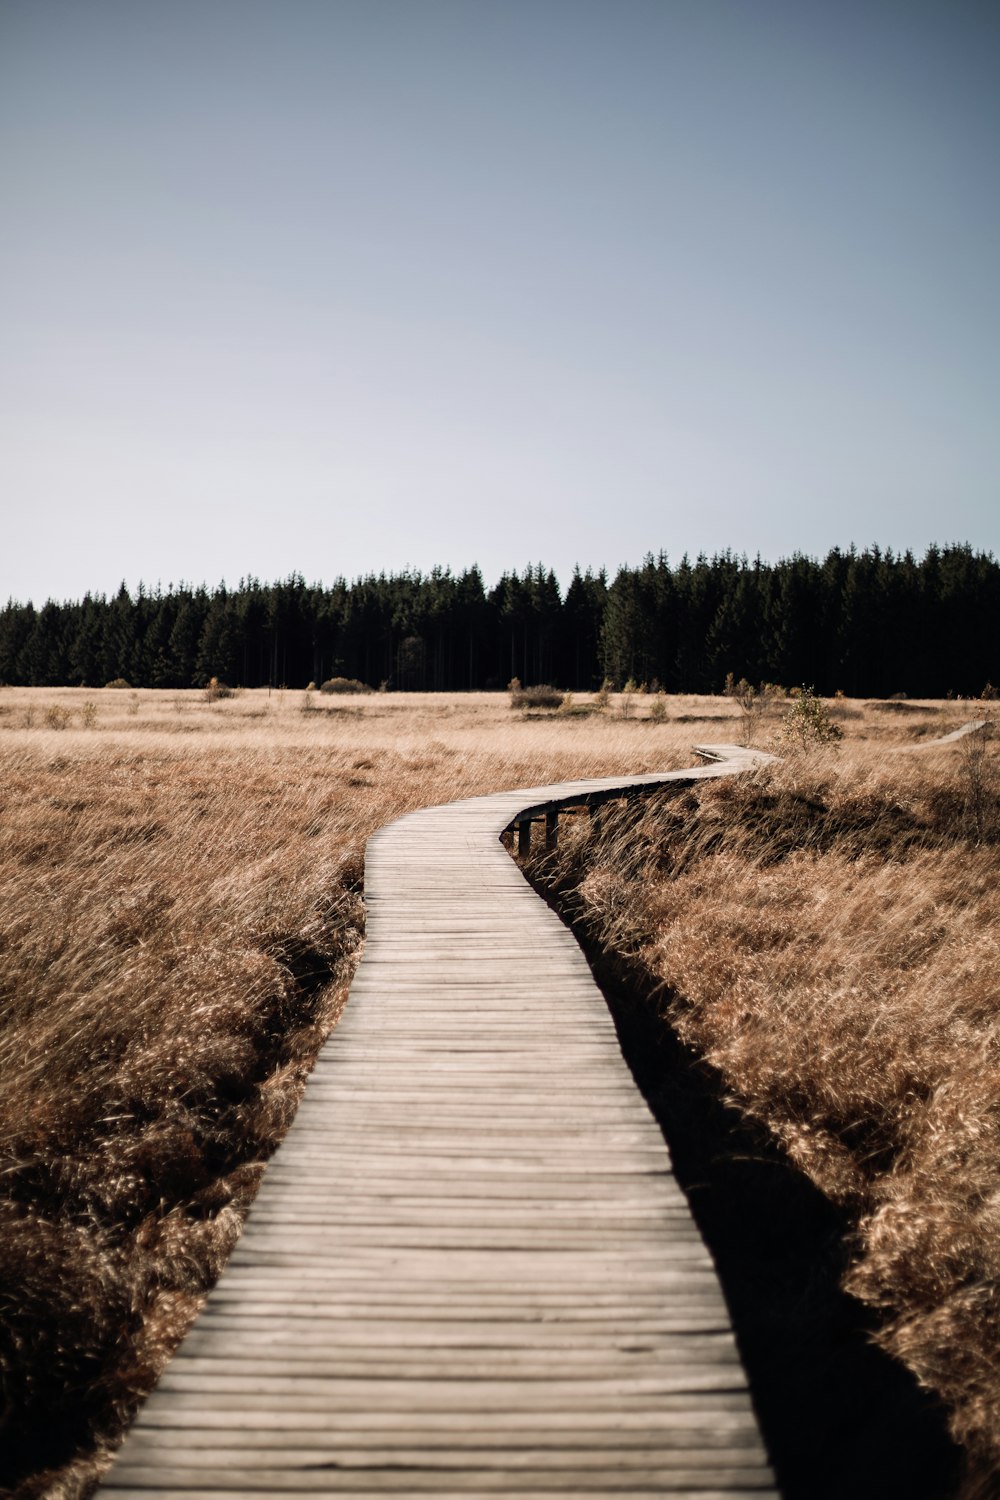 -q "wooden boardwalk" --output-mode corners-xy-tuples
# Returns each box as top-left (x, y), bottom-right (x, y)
(101, 746), (778, 1498)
